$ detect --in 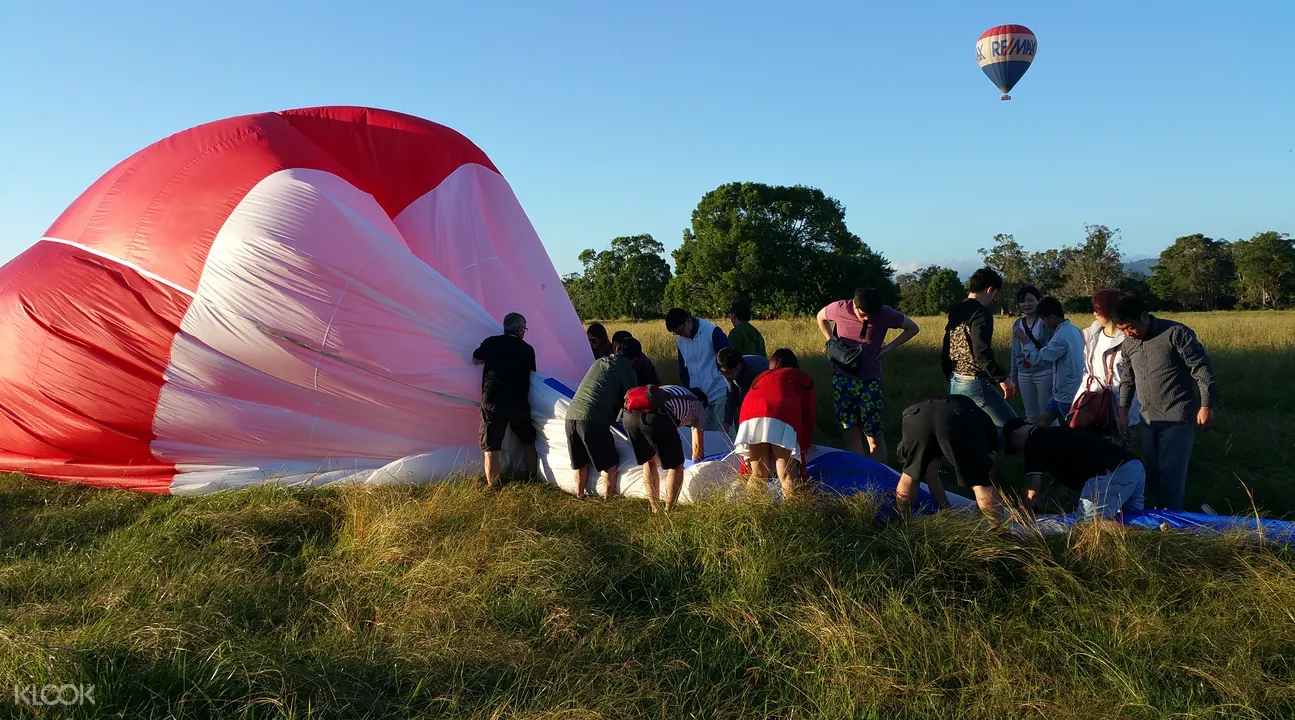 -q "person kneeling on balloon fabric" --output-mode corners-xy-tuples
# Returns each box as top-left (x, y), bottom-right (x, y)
(1001, 418), (1145, 521)
(893, 394), (1008, 521)
(620, 384), (708, 512)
